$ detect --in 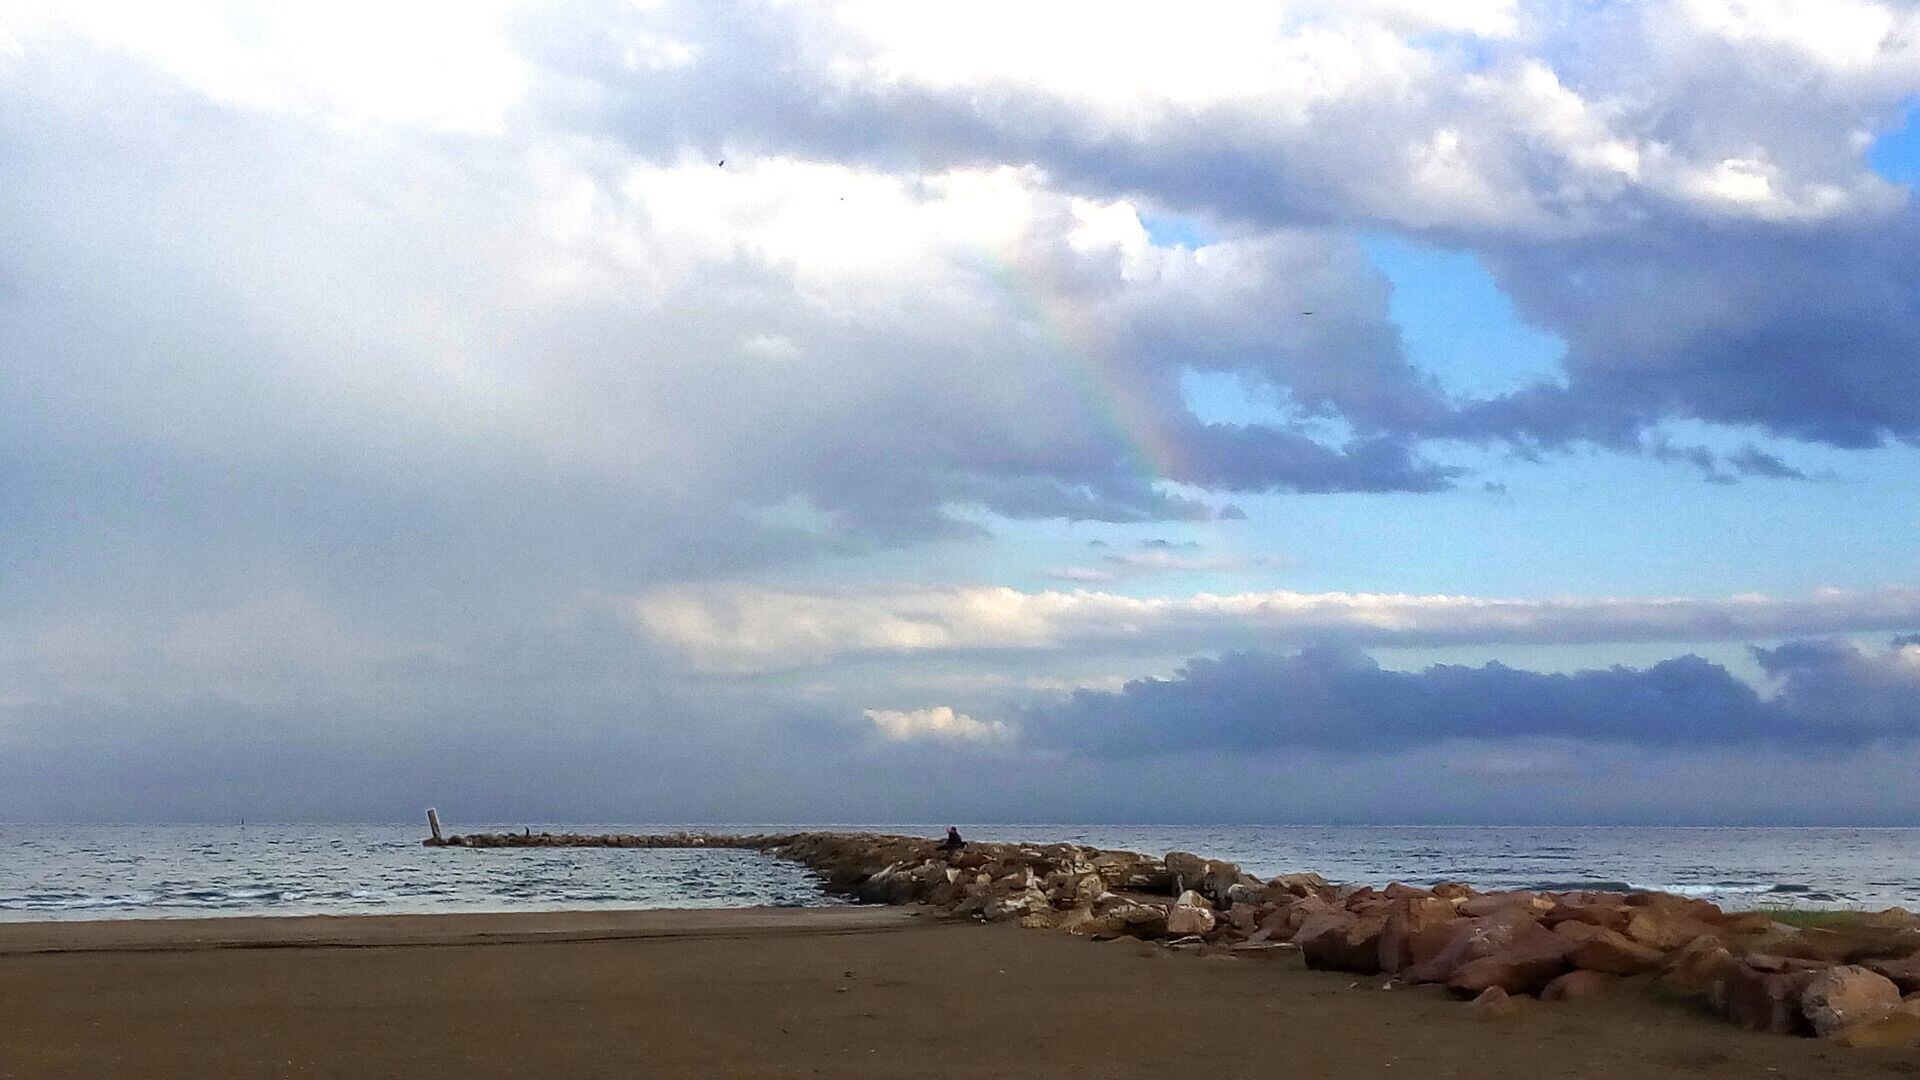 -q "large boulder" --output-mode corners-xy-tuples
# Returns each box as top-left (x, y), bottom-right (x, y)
(1446, 926), (1575, 997)
(1067, 873), (1107, 909)
(925, 881), (959, 908)
(1802, 966), (1902, 1038)
(1378, 896), (1462, 974)
(992, 867), (1039, 894)
(1226, 881), (1272, 906)
(1294, 910), (1388, 974)
(1864, 909), (1920, 930)
(1743, 953), (1832, 974)
(1164, 852), (1252, 906)
(1837, 1006), (1920, 1049)
(1714, 911), (1780, 935)
(1165, 851), (1208, 888)
(1334, 884), (1380, 907)
(1661, 937), (1738, 998)
(1459, 891), (1555, 919)
(1167, 891), (1217, 936)
(1052, 906), (1098, 934)
(1227, 902), (1269, 934)
(981, 887), (1050, 923)
(1866, 953), (1920, 994)
(1625, 891), (1725, 921)
(1205, 865), (1260, 905)
(1090, 853), (1171, 892)
(1261, 895), (1336, 939)
(1403, 910), (1544, 985)
(1270, 871), (1331, 897)
(1553, 921), (1666, 974)
(1720, 962), (1818, 1035)
(1623, 907), (1719, 950)
(1093, 900), (1170, 939)
(1544, 900), (1632, 934)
